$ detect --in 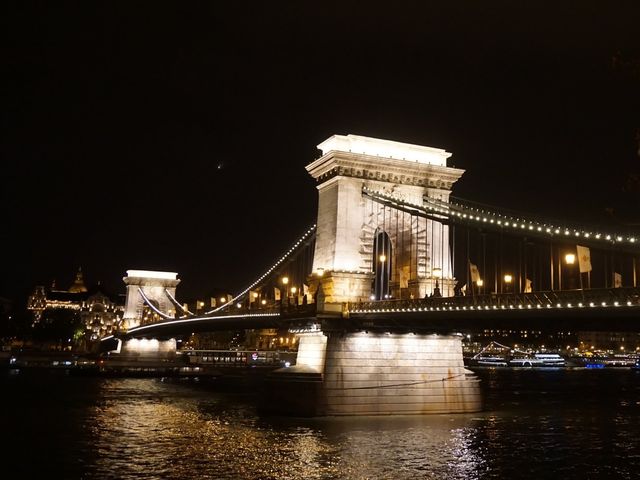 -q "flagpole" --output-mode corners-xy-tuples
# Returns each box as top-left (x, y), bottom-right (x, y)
(550, 242), (554, 291)
(558, 254), (562, 291)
